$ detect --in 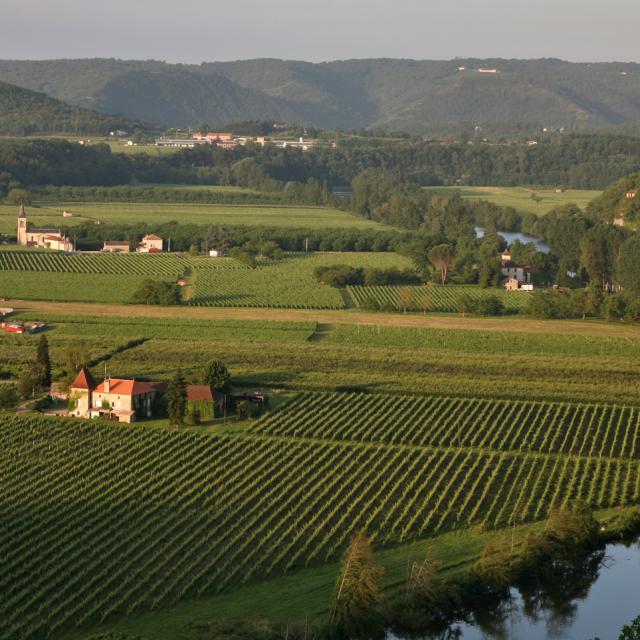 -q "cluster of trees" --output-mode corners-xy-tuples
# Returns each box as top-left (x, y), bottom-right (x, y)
(314, 265), (419, 288)
(63, 221), (406, 254)
(130, 280), (180, 306)
(343, 167), (532, 233)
